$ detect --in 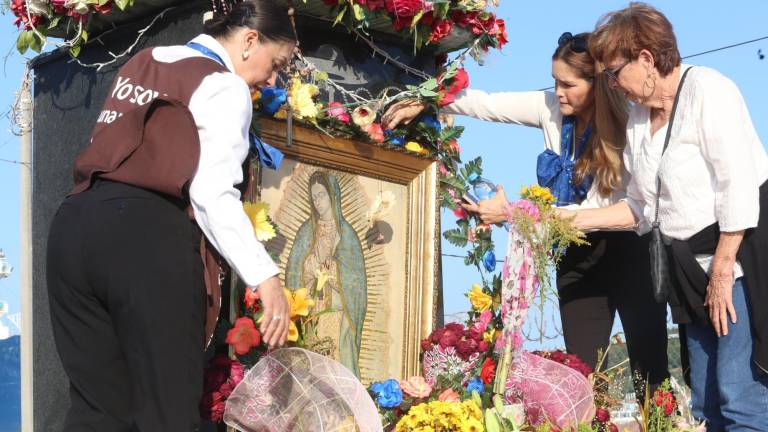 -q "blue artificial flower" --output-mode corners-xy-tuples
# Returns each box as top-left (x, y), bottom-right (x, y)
(260, 86), (287, 115)
(370, 379), (403, 408)
(466, 172), (479, 184)
(419, 115), (442, 132)
(384, 130), (405, 147)
(467, 377), (484, 394)
(482, 249), (497, 272)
